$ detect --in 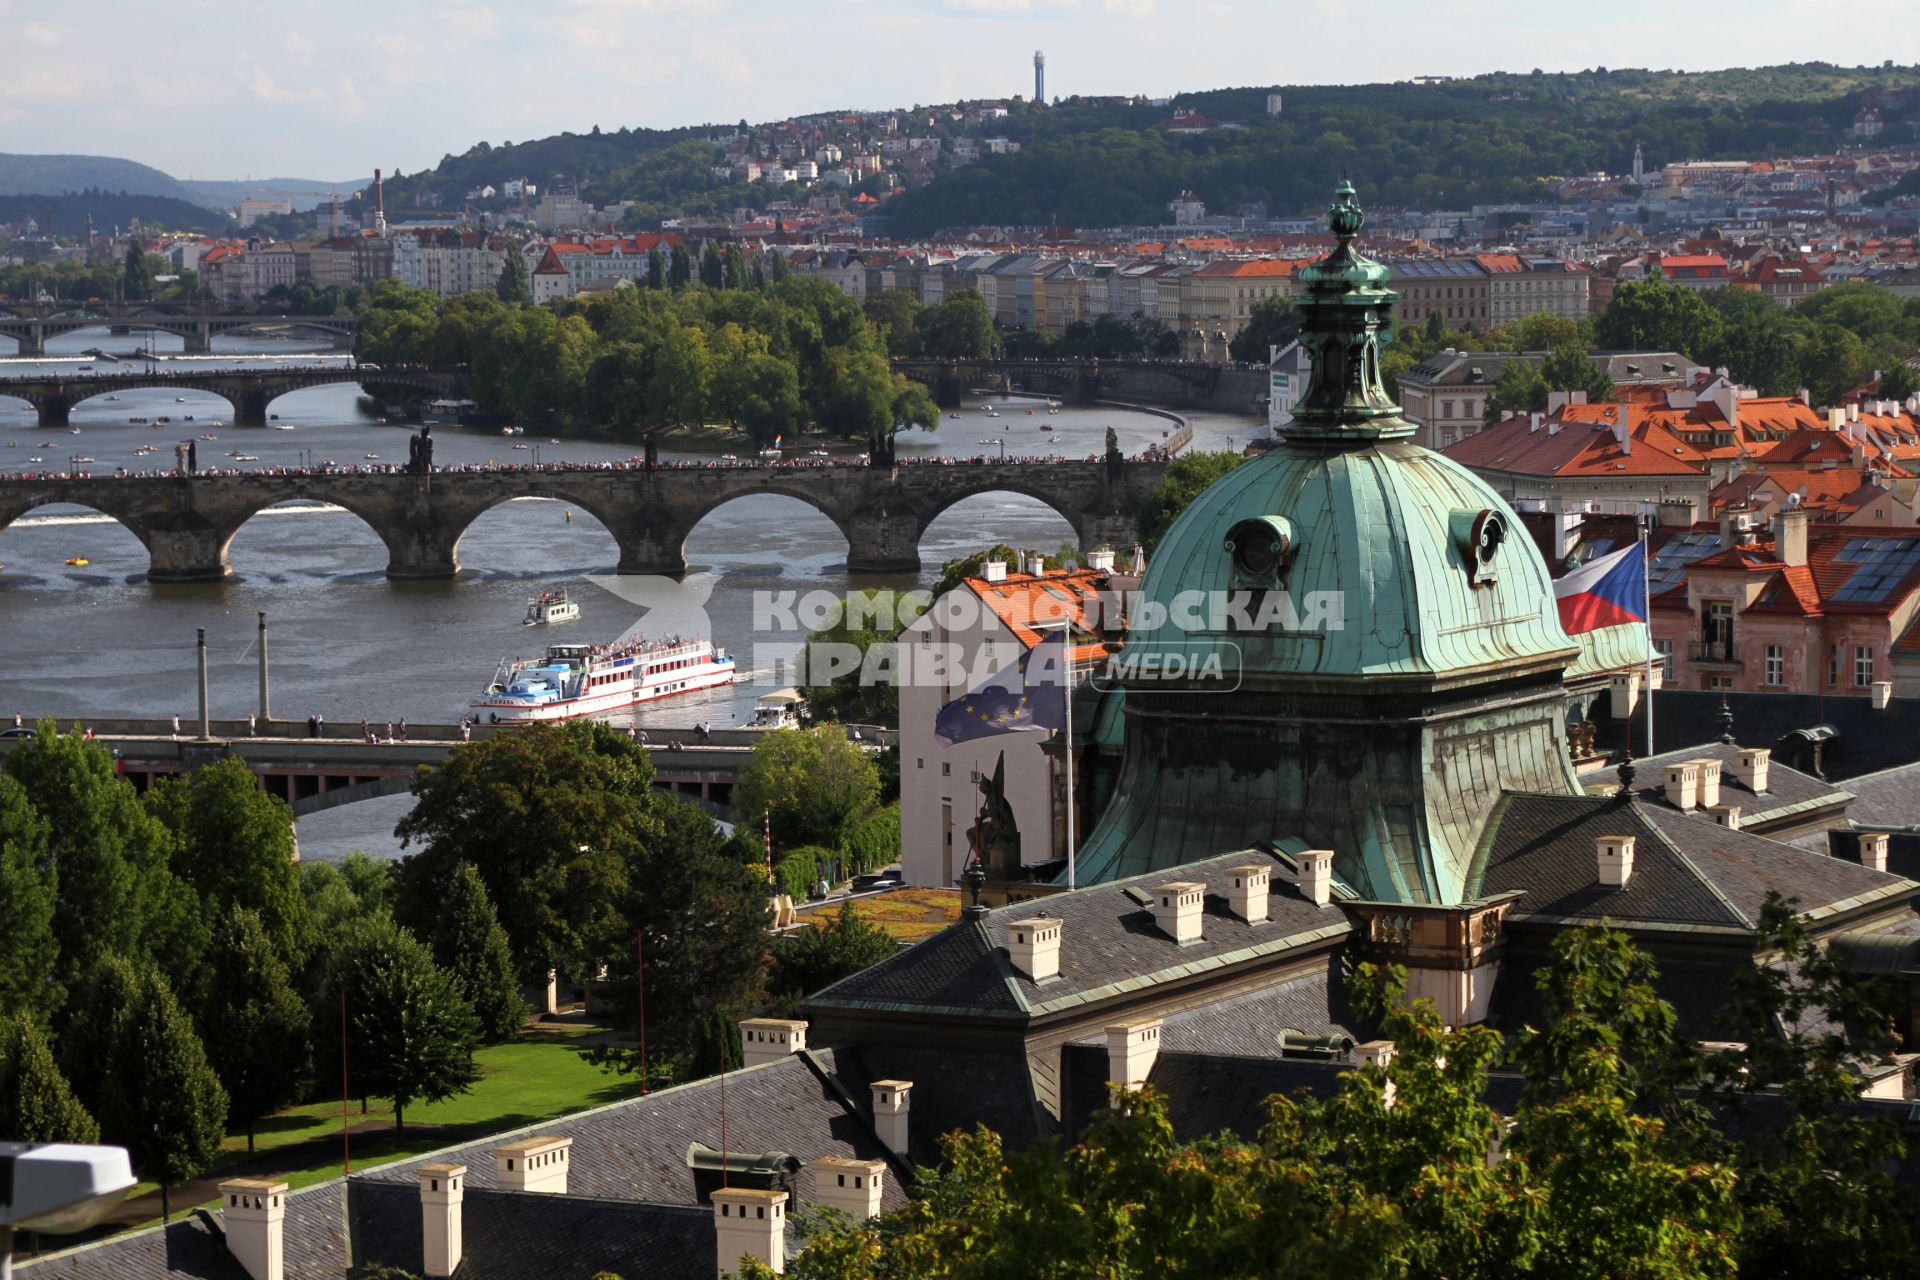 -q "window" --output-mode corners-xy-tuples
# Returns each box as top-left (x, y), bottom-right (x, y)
(1654, 638), (1675, 680)
(1704, 600), (1734, 659)
(1855, 646), (1875, 687)
(1441, 430), (1456, 448)
(1441, 400), (1455, 420)
(1764, 645), (1784, 686)
(1709, 674), (1733, 691)
(941, 762), (951, 776)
